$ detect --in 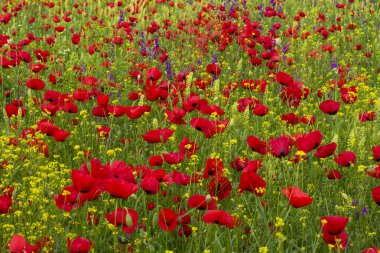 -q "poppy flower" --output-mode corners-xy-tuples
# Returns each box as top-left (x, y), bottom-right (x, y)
(325, 168), (343, 180)
(179, 137), (199, 158)
(26, 78), (45, 90)
(281, 186), (313, 208)
(54, 185), (81, 212)
(72, 33), (81, 45)
(71, 170), (99, 193)
(103, 178), (138, 198)
(166, 106), (187, 125)
(148, 155), (164, 167)
(315, 142), (337, 158)
(125, 105), (151, 119)
(253, 103), (269, 116)
(320, 216), (348, 235)
(246, 135), (268, 155)
(367, 164), (380, 179)
(334, 151), (356, 167)
(142, 128), (174, 143)
(208, 176), (232, 200)
(322, 230), (348, 250)
(52, 129), (70, 142)
(146, 67), (162, 84)
(203, 158), (225, 178)
(295, 130), (323, 153)
(106, 207), (139, 234)
(187, 194), (217, 210)
(276, 71), (294, 87)
(67, 237), (92, 253)
(5, 104), (27, 117)
(238, 169), (267, 196)
(162, 152), (184, 164)
(0, 195), (12, 214)
(202, 210), (235, 228)
(319, 100), (341, 115)
(359, 111), (376, 122)
(9, 234), (40, 253)
(206, 63), (221, 76)
(140, 175), (160, 195)
(372, 186), (380, 205)
(158, 208), (178, 231)
(164, 170), (187, 186)
(362, 247), (379, 253)
(182, 95), (203, 112)
(190, 117), (213, 138)
(230, 157), (249, 171)
(269, 135), (293, 157)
